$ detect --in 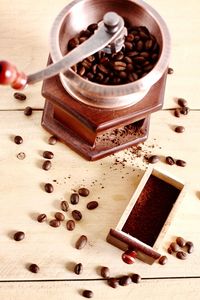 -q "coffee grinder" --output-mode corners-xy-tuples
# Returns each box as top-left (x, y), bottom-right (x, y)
(0, 0), (171, 161)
